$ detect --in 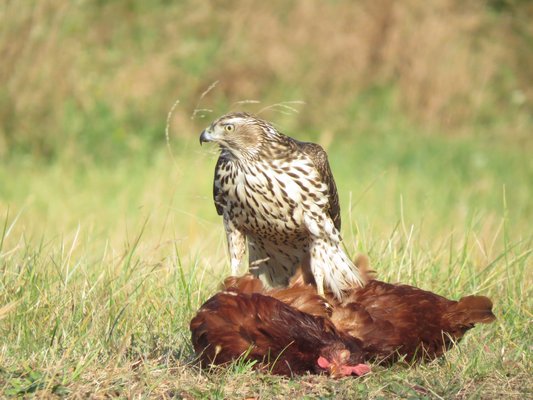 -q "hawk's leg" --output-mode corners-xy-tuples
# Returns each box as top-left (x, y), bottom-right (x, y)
(223, 215), (246, 276)
(309, 241), (326, 296)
